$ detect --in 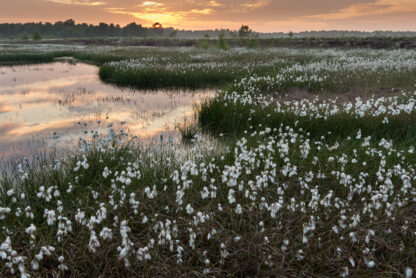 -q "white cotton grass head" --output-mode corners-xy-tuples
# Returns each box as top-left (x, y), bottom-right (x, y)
(406, 268), (413, 278)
